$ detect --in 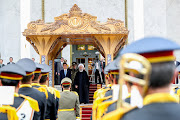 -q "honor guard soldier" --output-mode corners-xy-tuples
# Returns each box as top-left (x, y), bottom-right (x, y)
(96, 57), (134, 120)
(35, 63), (60, 119)
(31, 63), (43, 88)
(32, 63), (60, 119)
(103, 37), (180, 120)
(31, 63), (49, 99)
(16, 58), (47, 120)
(91, 62), (114, 120)
(58, 77), (80, 120)
(0, 64), (39, 120)
(39, 64), (57, 120)
(48, 86), (60, 119)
